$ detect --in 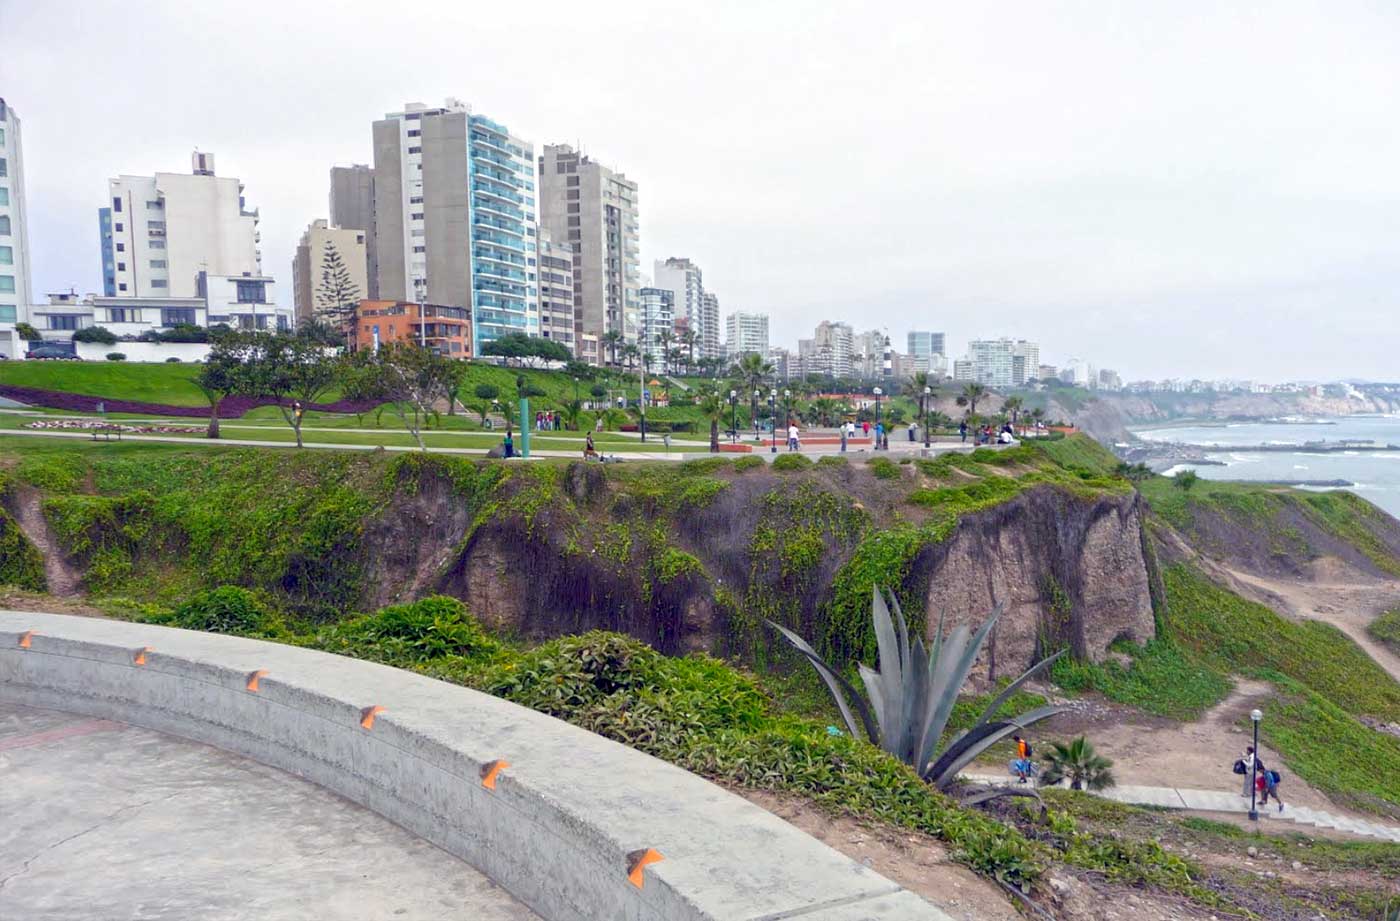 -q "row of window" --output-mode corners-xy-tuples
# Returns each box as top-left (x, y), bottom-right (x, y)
(0, 187), (9, 205)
